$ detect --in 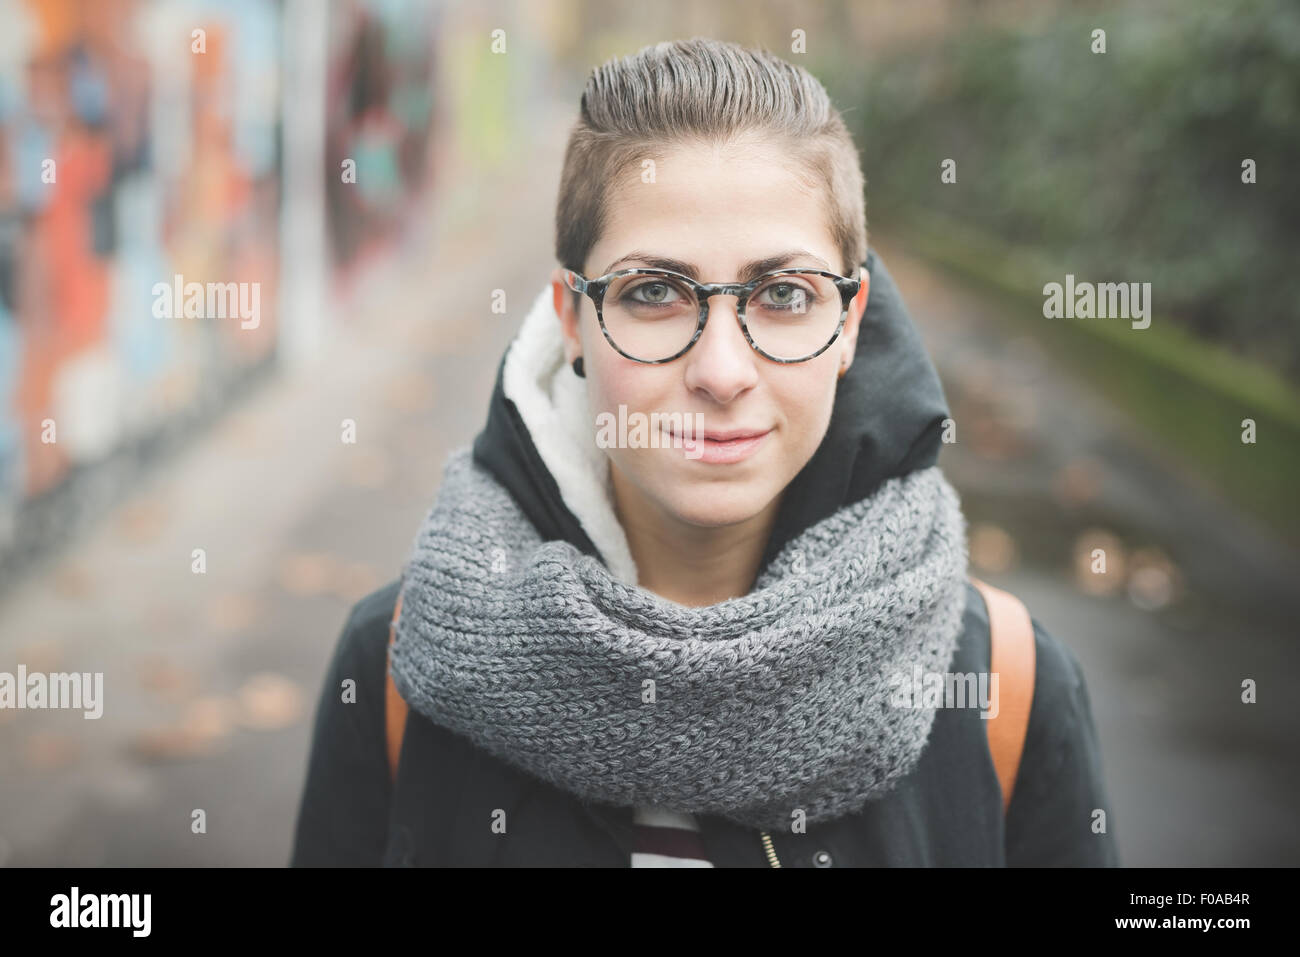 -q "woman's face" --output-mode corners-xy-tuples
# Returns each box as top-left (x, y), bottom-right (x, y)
(553, 138), (870, 533)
